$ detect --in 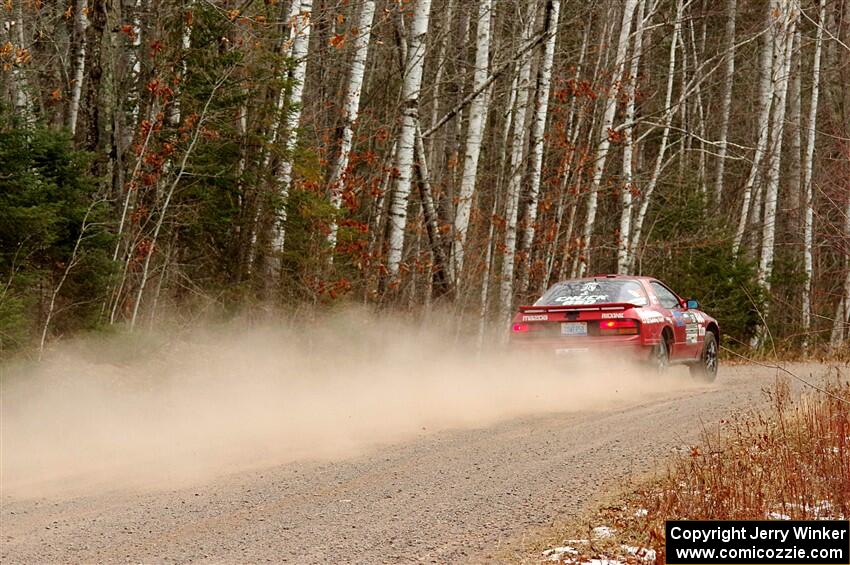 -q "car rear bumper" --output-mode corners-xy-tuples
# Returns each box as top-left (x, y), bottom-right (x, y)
(509, 335), (654, 359)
